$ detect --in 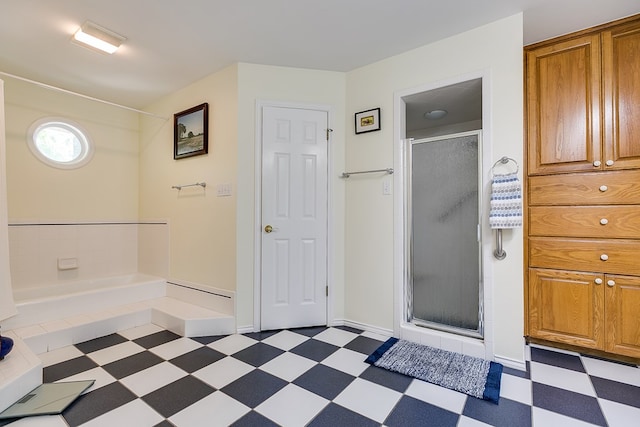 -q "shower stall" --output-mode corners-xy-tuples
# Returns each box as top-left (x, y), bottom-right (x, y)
(406, 131), (483, 339)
